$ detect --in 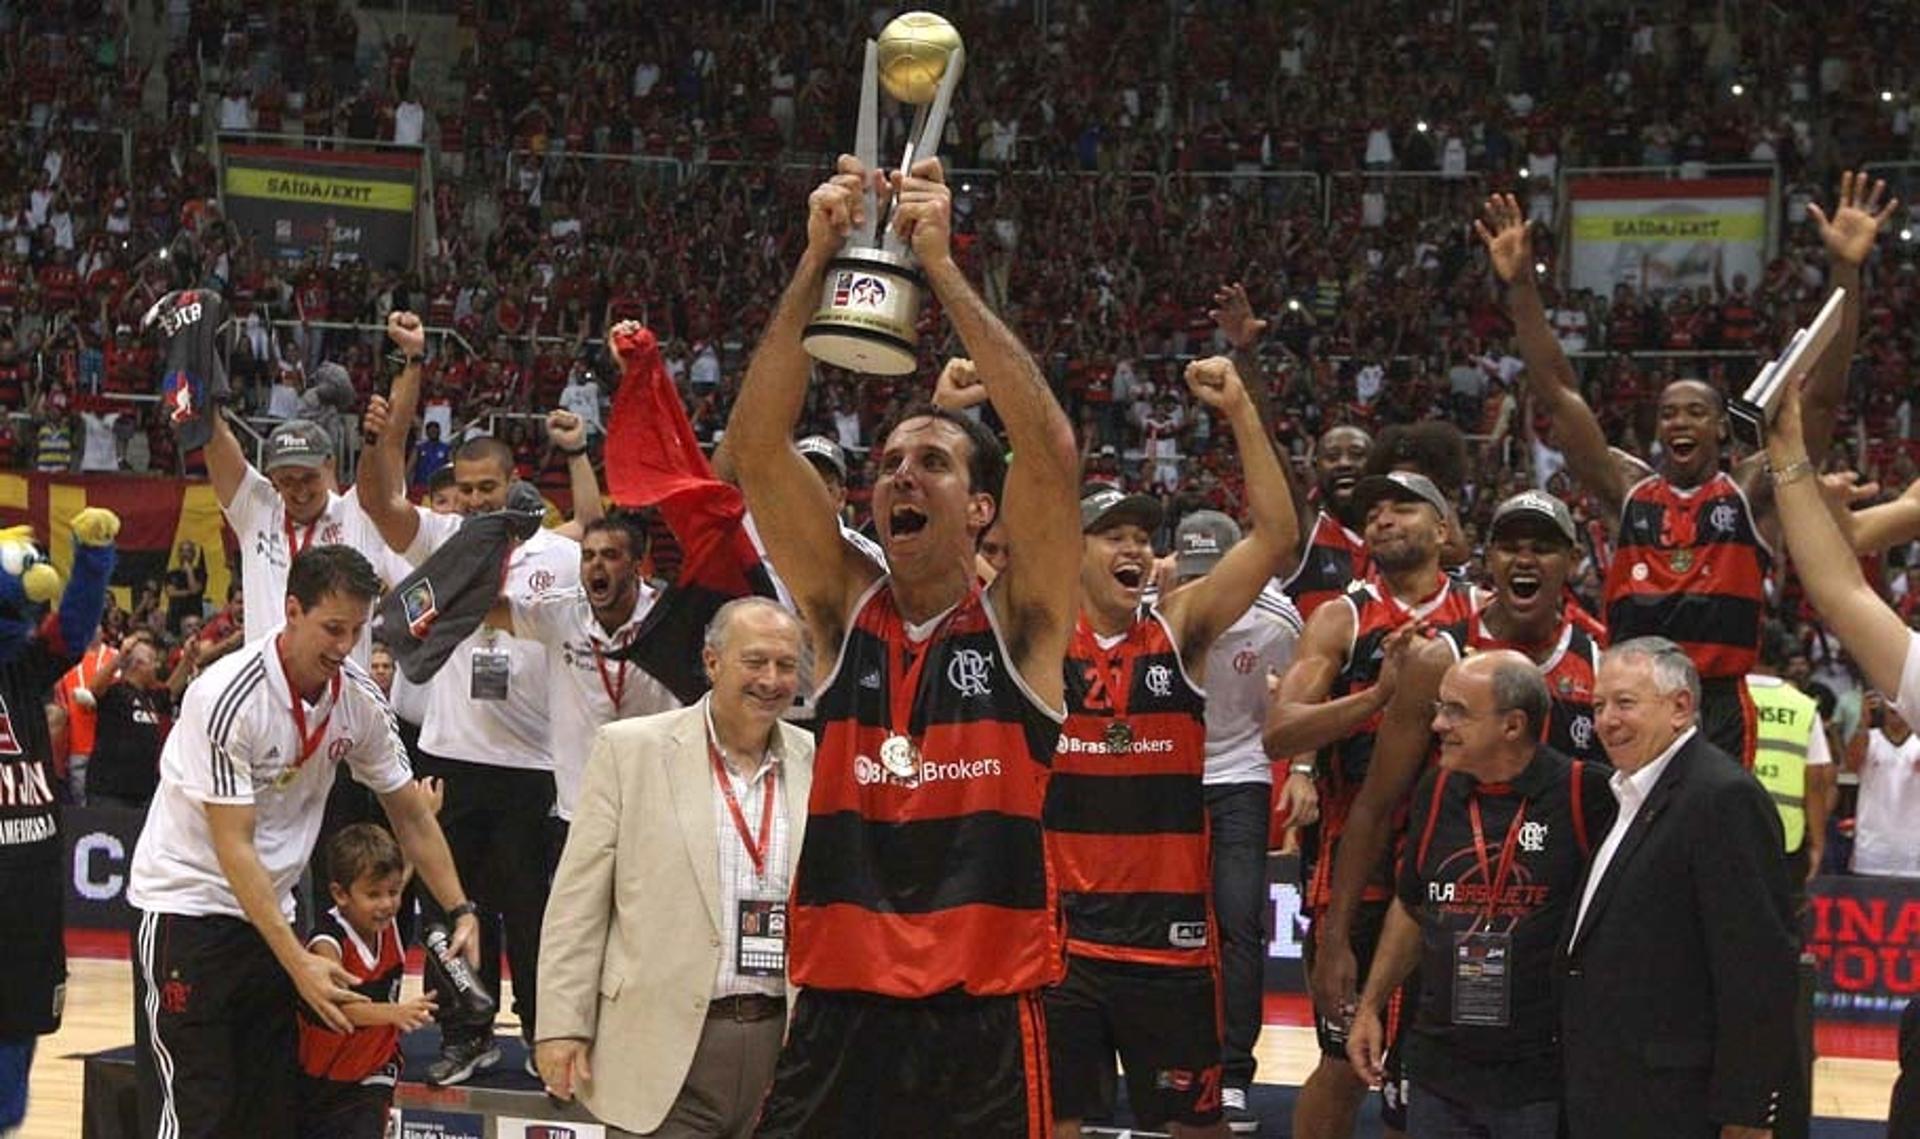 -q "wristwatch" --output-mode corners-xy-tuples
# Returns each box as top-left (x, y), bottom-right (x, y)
(1288, 761), (1316, 778)
(401, 352), (428, 368)
(447, 900), (480, 922)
